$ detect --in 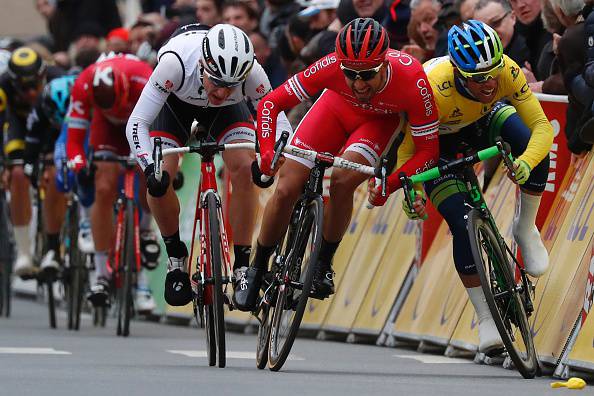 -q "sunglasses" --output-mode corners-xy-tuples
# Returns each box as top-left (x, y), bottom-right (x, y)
(489, 11), (510, 29)
(340, 63), (383, 81)
(458, 58), (505, 83)
(204, 71), (243, 88)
